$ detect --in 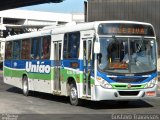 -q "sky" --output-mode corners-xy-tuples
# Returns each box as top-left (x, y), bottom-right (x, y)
(18, 0), (85, 13)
